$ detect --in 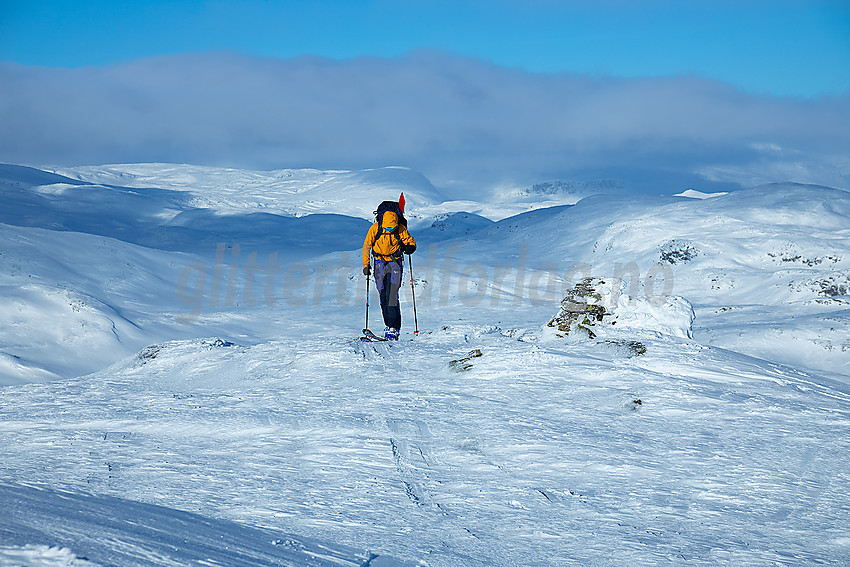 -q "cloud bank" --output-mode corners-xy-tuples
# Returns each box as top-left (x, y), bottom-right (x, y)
(1, 51), (848, 195)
